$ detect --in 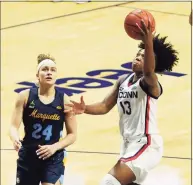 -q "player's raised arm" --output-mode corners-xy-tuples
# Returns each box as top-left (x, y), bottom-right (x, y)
(135, 20), (179, 98)
(136, 19), (160, 98)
